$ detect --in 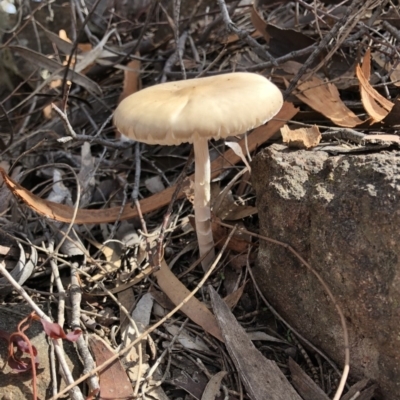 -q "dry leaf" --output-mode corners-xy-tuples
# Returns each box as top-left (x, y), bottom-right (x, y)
(223, 283), (246, 310)
(88, 335), (135, 399)
(154, 259), (223, 341)
(250, 4), (271, 42)
(119, 59), (141, 103)
(75, 29), (115, 73)
(247, 331), (288, 344)
(281, 124), (321, 149)
(166, 325), (210, 352)
(87, 239), (121, 274)
(201, 371), (227, 400)
(356, 49), (394, 123)
(10, 46), (102, 96)
(0, 238), (37, 295)
(295, 77), (363, 127)
(224, 141), (251, 171)
(212, 218), (250, 254)
(145, 175), (165, 194)
(383, 97), (400, 126)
